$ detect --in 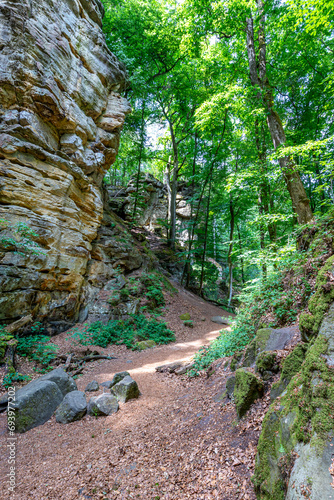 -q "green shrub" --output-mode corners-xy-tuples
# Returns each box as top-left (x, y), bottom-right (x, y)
(69, 314), (175, 349)
(3, 372), (31, 389)
(16, 323), (58, 365)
